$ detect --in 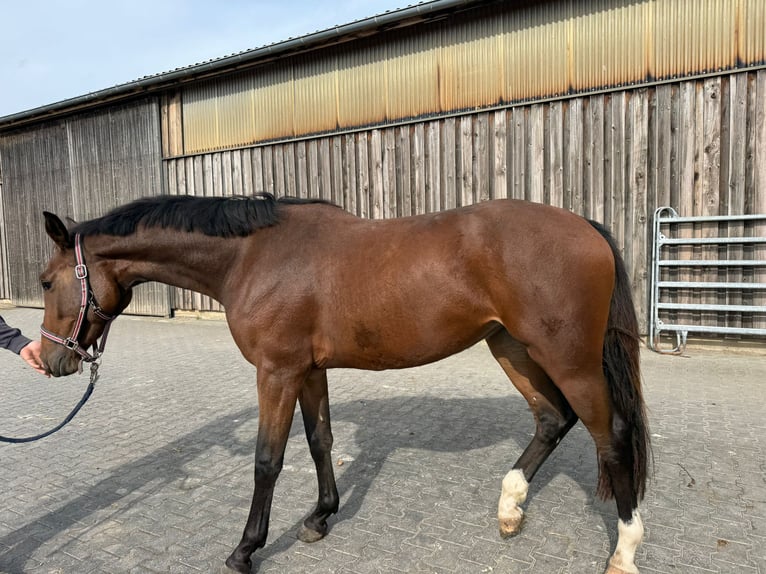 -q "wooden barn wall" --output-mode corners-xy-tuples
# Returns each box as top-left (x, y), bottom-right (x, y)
(165, 71), (766, 335)
(0, 99), (169, 314)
